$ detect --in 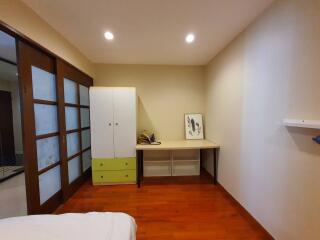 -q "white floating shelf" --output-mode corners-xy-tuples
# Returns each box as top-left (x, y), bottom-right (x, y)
(283, 119), (320, 129)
